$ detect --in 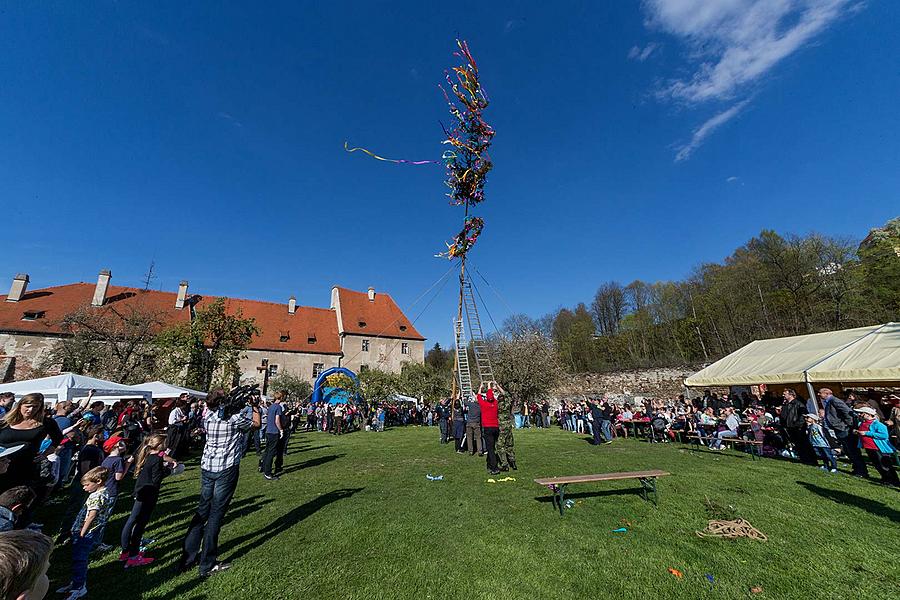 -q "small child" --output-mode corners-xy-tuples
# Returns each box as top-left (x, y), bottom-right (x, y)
(94, 437), (131, 552)
(120, 433), (180, 568)
(58, 465), (110, 600)
(805, 413), (837, 472)
(0, 529), (53, 600)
